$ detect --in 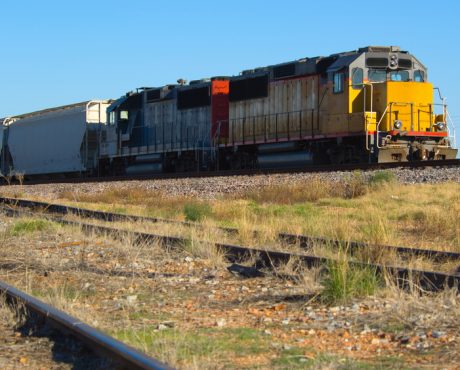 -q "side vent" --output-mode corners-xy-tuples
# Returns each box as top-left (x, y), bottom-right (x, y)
(273, 63), (296, 79)
(146, 89), (161, 102)
(229, 75), (269, 102)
